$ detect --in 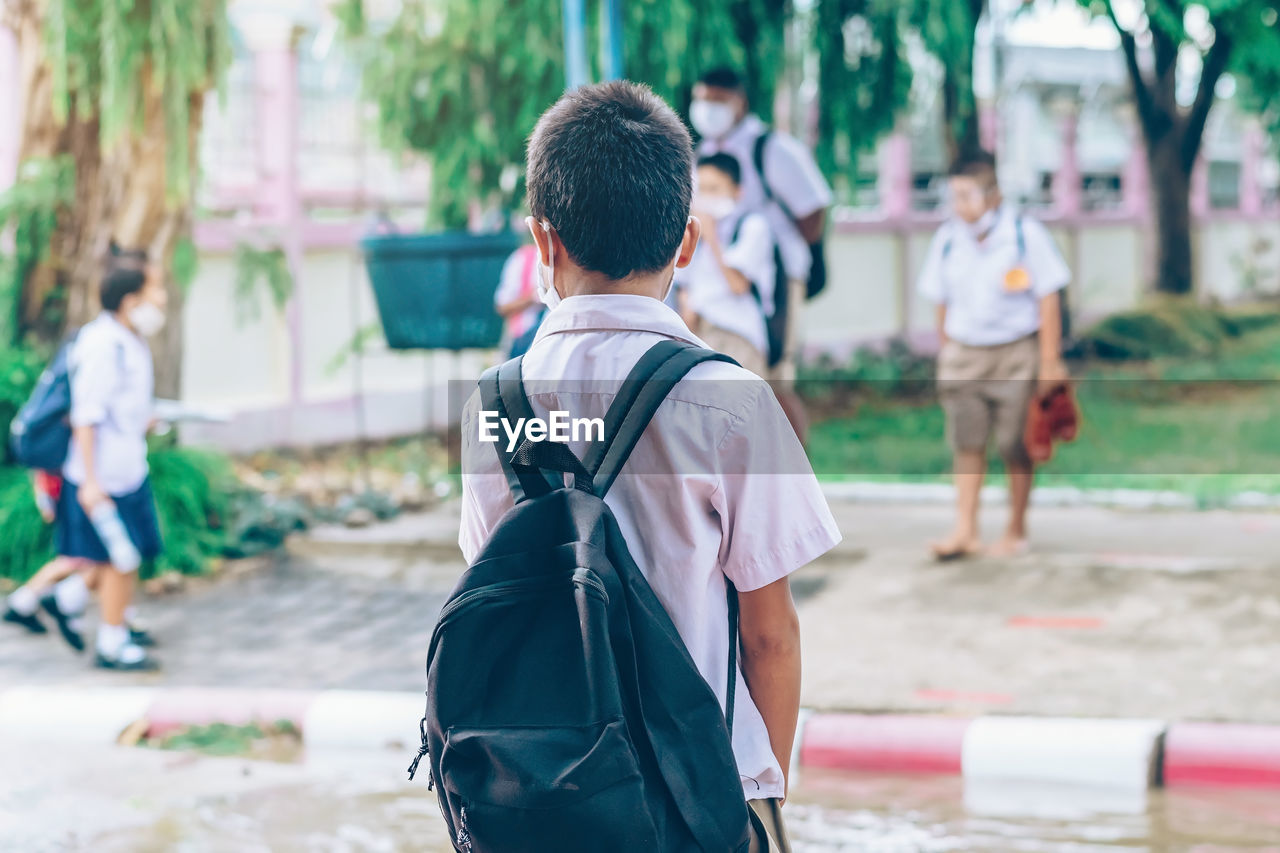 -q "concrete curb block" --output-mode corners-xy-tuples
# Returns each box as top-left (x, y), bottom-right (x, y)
(5, 688), (1280, 789)
(1164, 722), (1280, 787)
(0, 686), (157, 744)
(962, 716), (1165, 790)
(800, 713), (971, 775)
(303, 690), (425, 752)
